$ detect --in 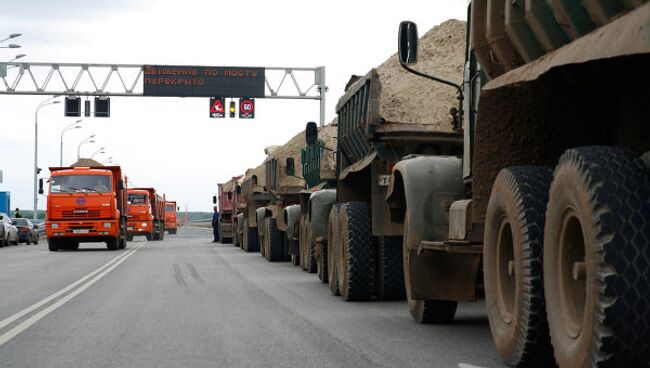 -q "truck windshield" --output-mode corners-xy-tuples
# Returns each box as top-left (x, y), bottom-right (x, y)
(165, 204), (175, 212)
(128, 194), (148, 204)
(50, 175), (112, 193)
